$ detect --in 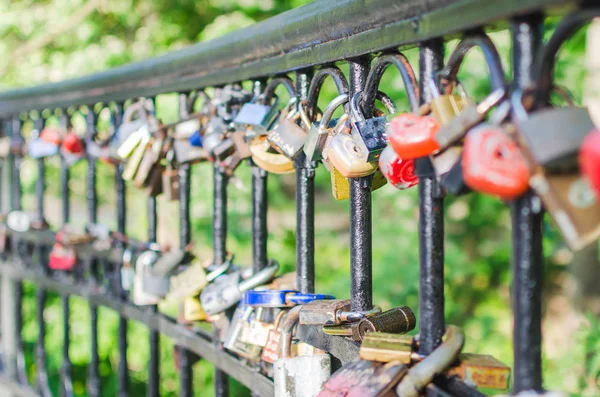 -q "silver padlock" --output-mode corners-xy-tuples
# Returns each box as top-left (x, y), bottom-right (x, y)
(303, 94), (349, 162)
(200, 261), (279, 315)
(233, 96), (280, 136)
(274, 306), (331, 397)
(132, 250), (162, 306)
(224, 305), (263, 361)
(267, 99), (310, 159)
